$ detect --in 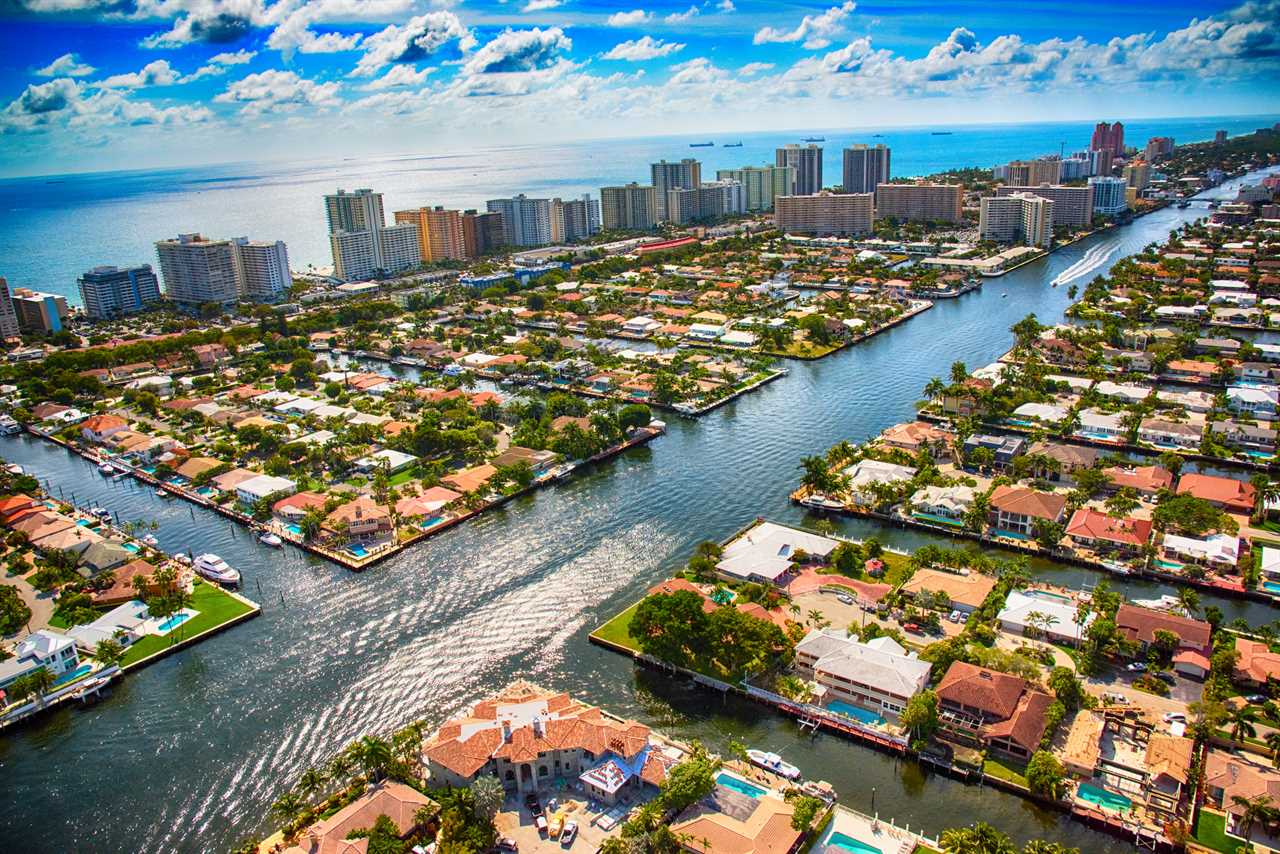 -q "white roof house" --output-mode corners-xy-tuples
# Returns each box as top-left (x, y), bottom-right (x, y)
(0, 629), (80, 689)
(1162, 532), (1240, 568)
(1013, 402), (1068, 423)
(715, 521), (840, 584)
(274, 397), (324, 415)
(1095, 381), (1152, 403)
(910, 484), (975, 517)
(622, 316), (661, 334)
(998, 589), (1093, 644)
(235, 474), (297, 505)
(1076, 409), (1125, 437)
(842, 459), (916, 504)
(719, 330), (758, 347)
(354, 448), (417, 473)
(65, 600), (154, 650)
(297, 429), (337, 446)
(1047, 374), (1094, 391)
(1261, 547), (1280, 580)
(796, 630), (931, 712)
